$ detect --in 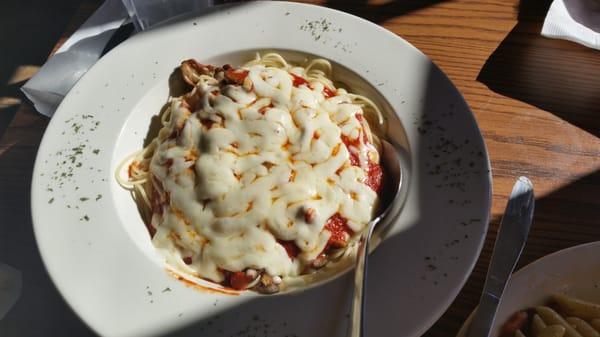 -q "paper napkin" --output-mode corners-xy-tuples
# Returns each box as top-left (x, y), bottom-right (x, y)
(21, 0), (129, 117)
(21, 0), (214, 117)
(542, 0), (600, 50)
